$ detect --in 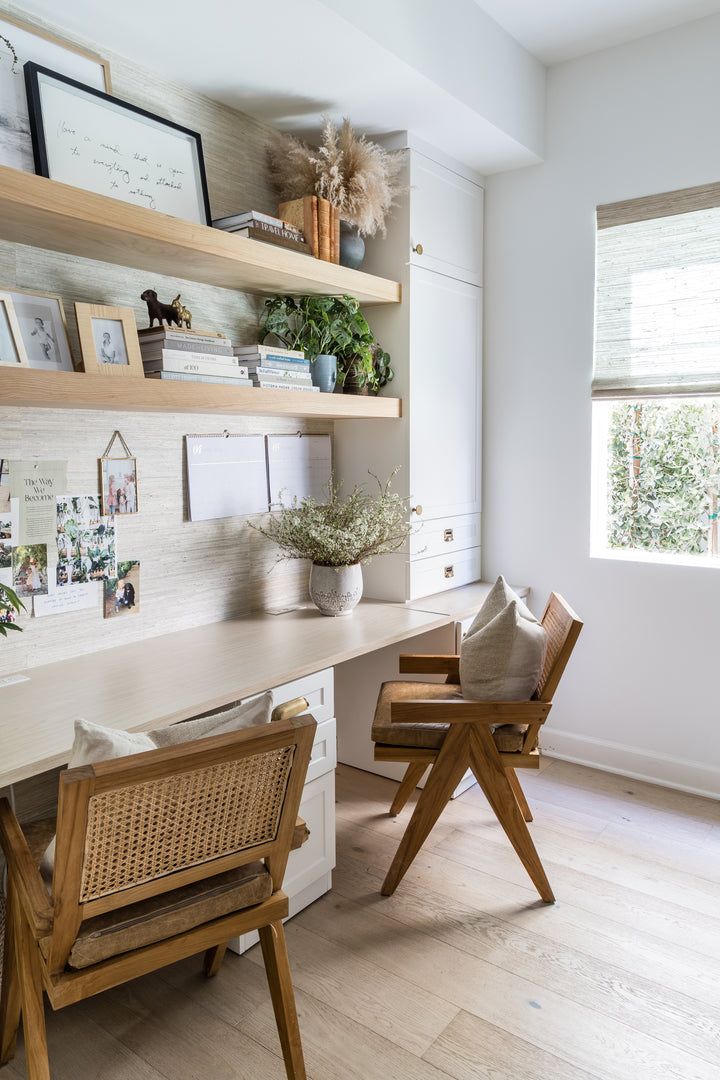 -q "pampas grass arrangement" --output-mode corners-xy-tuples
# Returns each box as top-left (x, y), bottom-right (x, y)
(267, 118), (403, 238)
